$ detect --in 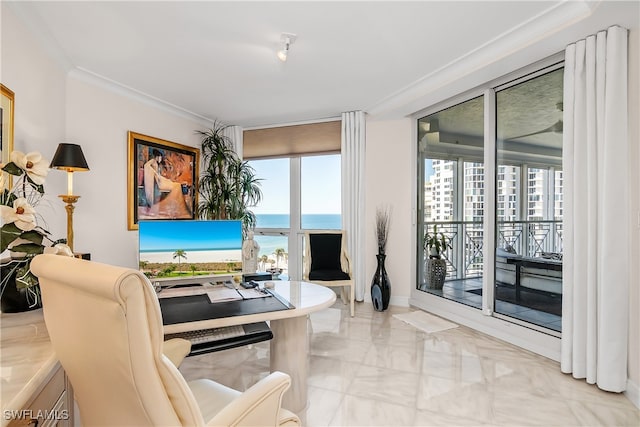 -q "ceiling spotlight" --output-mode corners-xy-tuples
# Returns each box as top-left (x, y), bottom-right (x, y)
(277, 33), (297, 62)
